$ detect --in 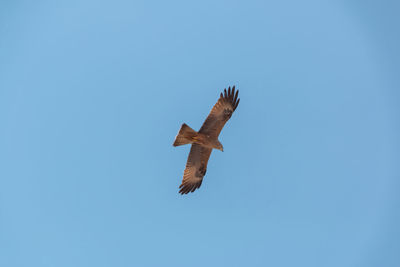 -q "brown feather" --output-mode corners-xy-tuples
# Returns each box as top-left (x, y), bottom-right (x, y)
(198, 85), (240, 138)
(178, 144), (212, 195)
(177, 86), (239, 194)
